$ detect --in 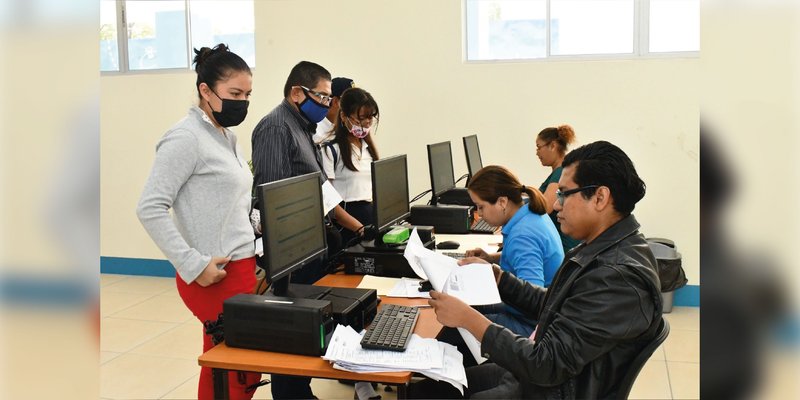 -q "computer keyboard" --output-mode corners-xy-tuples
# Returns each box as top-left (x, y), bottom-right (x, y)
(443, 251), (466, 260)
(471, 218), (497, 234)
(360, 304), (419, 352)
